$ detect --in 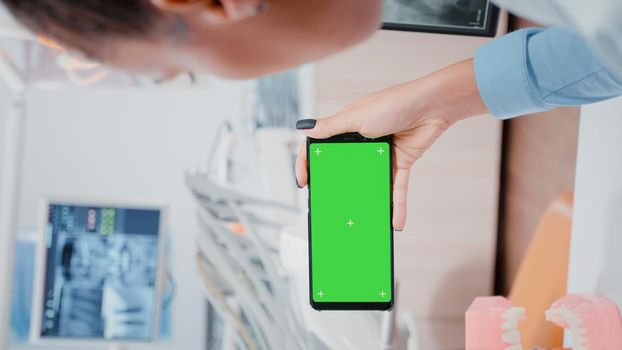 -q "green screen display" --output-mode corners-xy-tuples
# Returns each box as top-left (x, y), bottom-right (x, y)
(309, 141), (392, 303)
